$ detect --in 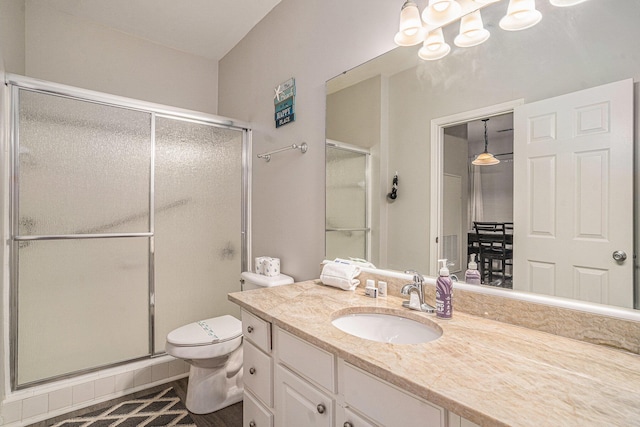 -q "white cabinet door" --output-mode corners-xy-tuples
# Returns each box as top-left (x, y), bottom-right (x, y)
(275, 365), (333, 427)
(513, 78), (634, 307)
(244, 391), (274, 427)
(244, 340), (273, 407)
